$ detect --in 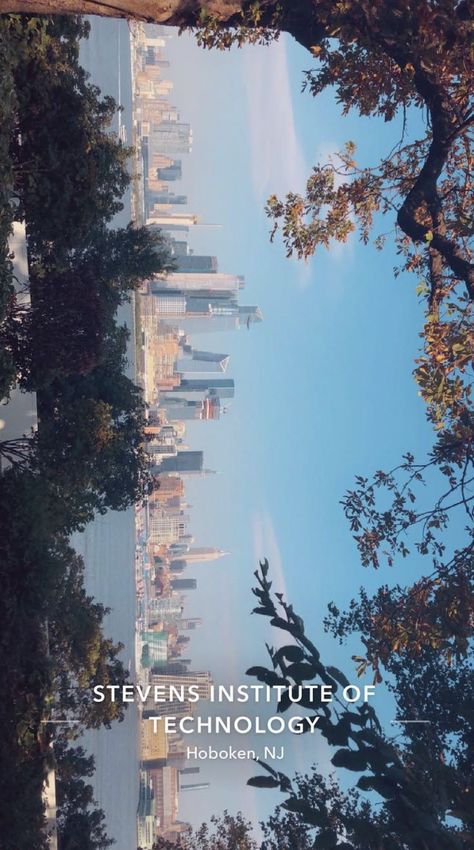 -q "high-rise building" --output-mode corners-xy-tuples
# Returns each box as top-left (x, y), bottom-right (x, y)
(181, 304), (262, 334)
(181, 548), (228, 563)
(158, 451), (203, 474)
(162, 397), (222, 421)
(162, 378), (234, 402)
(151, 273), (243, 293)
(137, 771), (157, 850)
(150, 278), (263, 332)
(146, 443), (177, 459)
(156, 661), (190, 675)
(157, 160), (182, 181)
(170, 578), (197, 590)
(149, 510), (188, 545)
(151, 671), (212, 701)
(176, 618), (202, 630)
(145, 54), (170, 69)
(143, 699), (195, 720)
(148, 213), (198, 229)
(201, 398), (223, 420)
(150, 476), (184, 500)
(168, 239), (188, 256)
(140, 718), (169, 762)
(148, 596), (184, 623)
(143, 35), (166, 48)
(149, 767), (179, 834)
(146, 192), (187, 213)
(151, 121), (192, 154)
(177, 349), (230, 374)
(175, 255), (218, 273)
(141, 631), (169, 669)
